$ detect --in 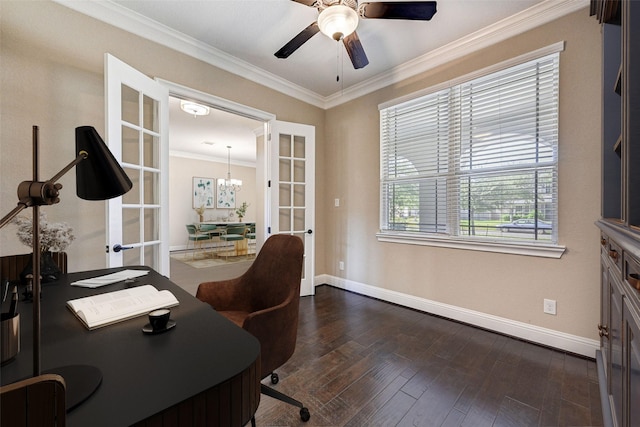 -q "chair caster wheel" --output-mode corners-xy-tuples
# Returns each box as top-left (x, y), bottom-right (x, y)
(271, 373), (279, 384)
(300, 407), (310, 422)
